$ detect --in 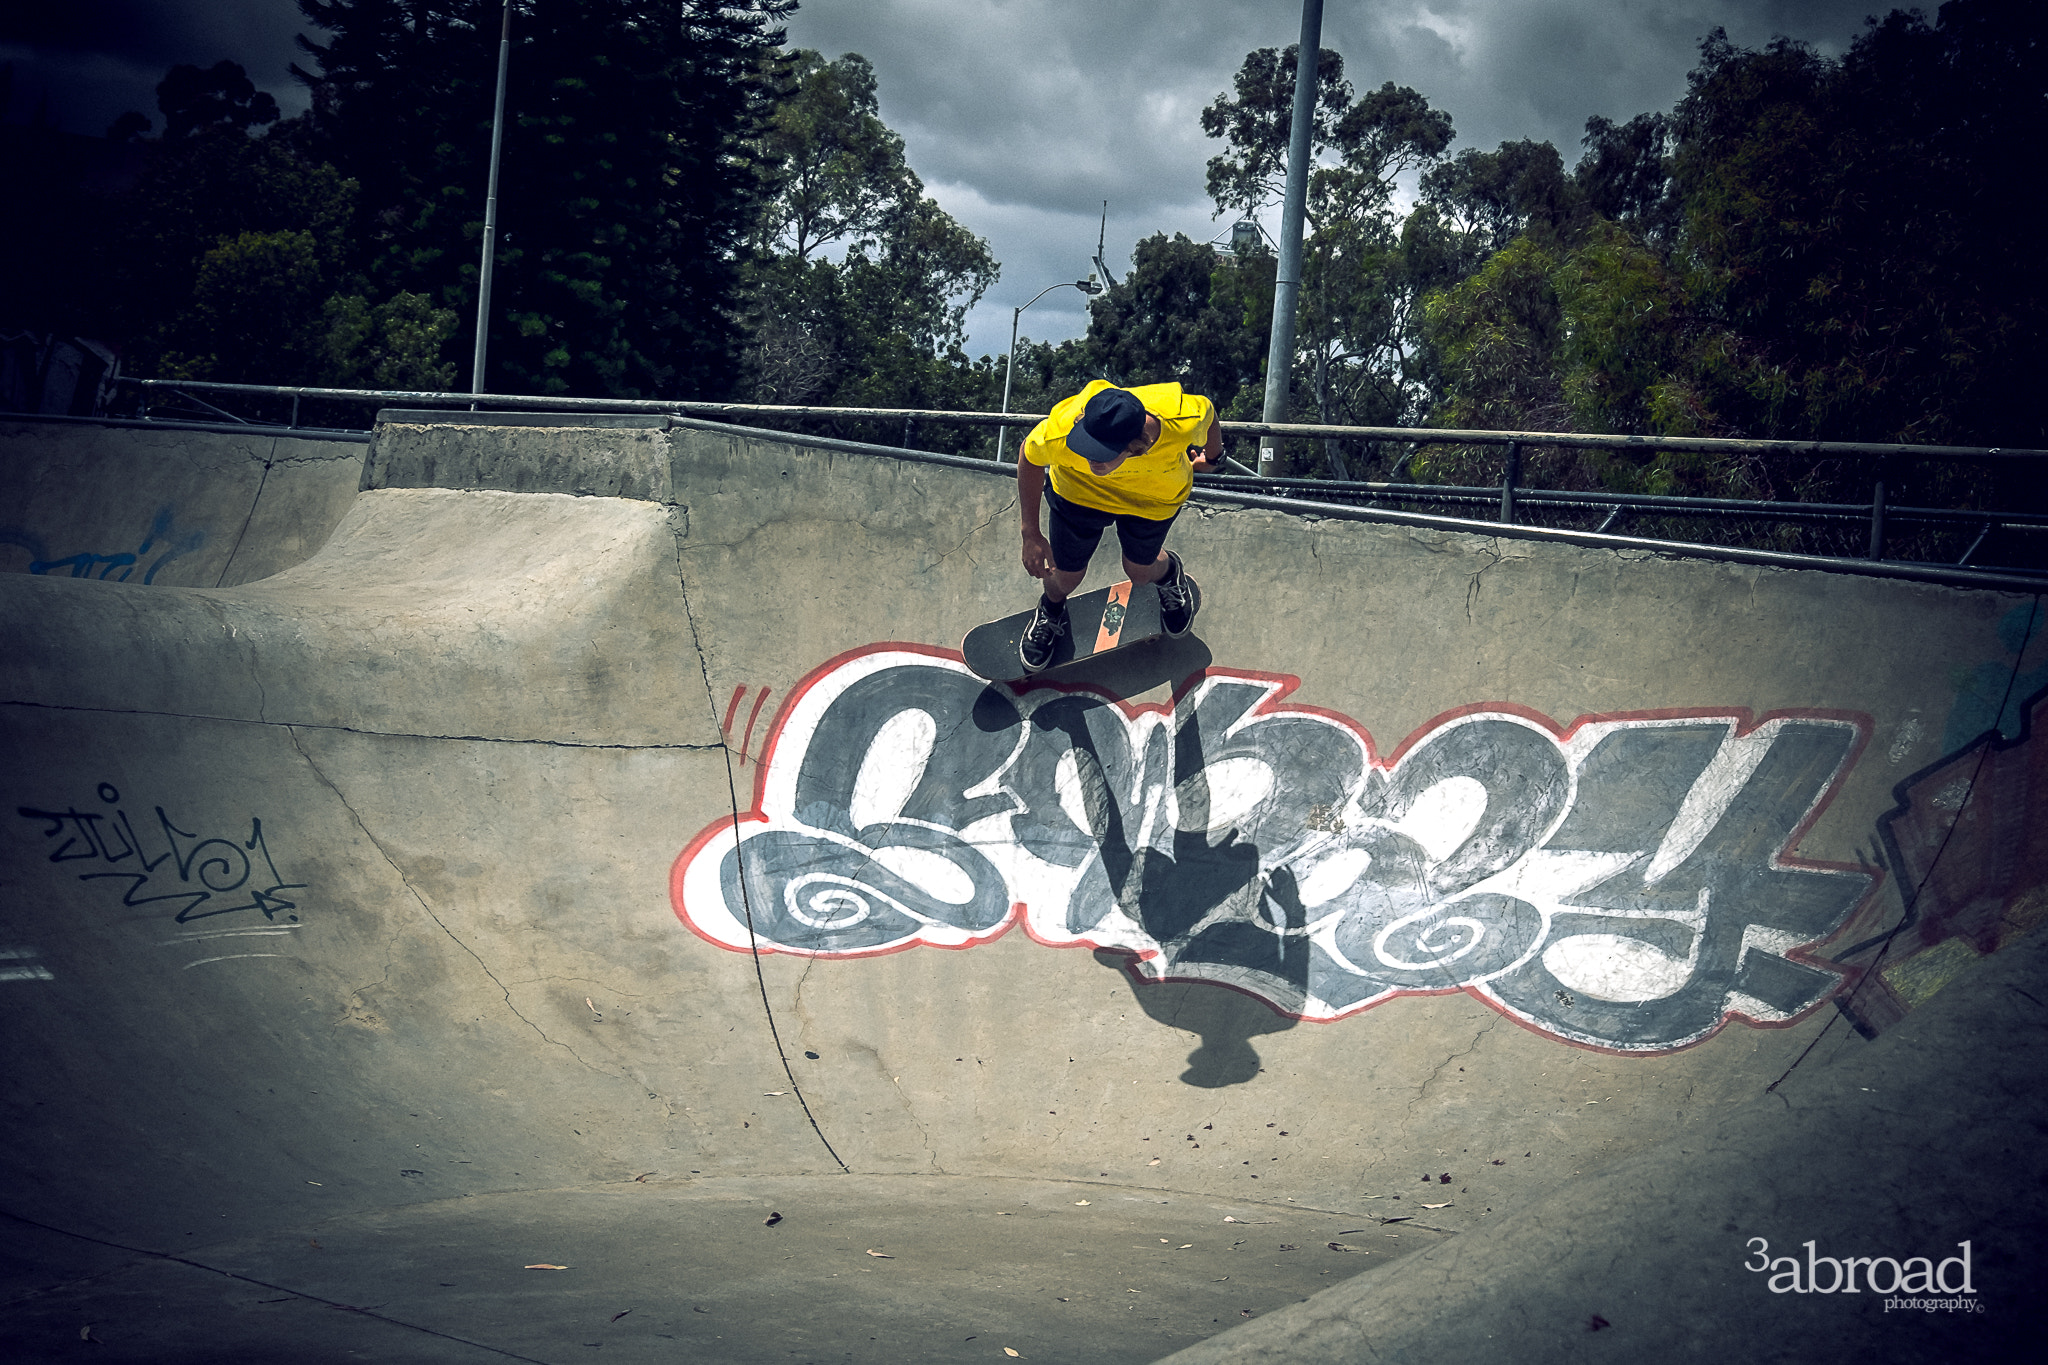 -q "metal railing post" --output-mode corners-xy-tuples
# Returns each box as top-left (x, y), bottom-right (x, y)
(1869, 458), (1889, 559)
(1499, 441), (1522, 524)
